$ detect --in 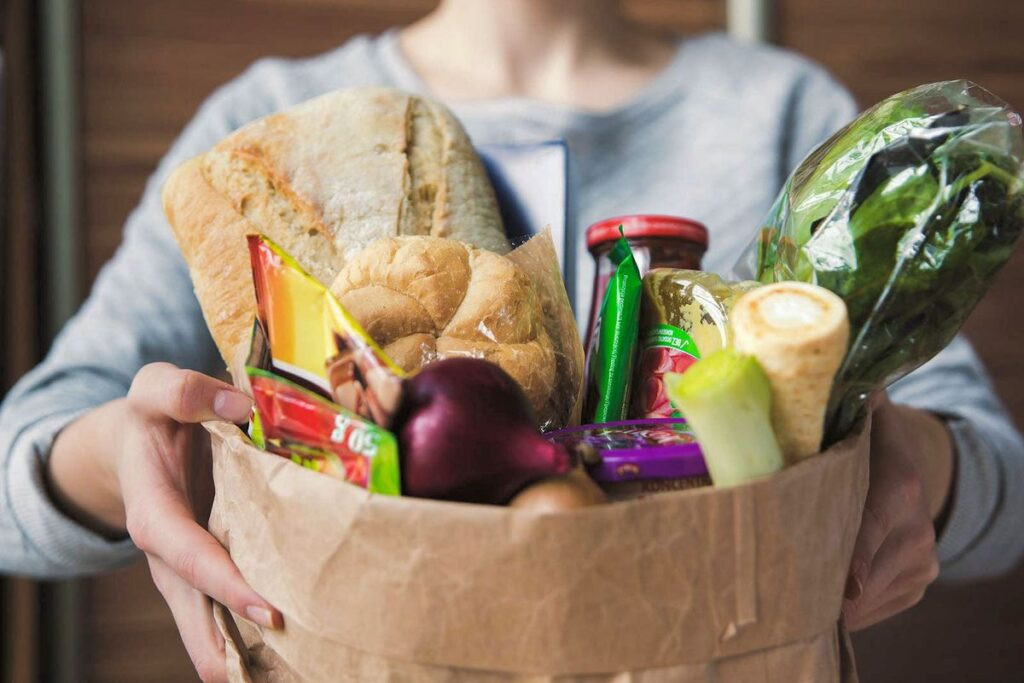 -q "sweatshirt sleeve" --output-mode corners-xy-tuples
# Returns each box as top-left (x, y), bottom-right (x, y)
(888, 335), (1024, 580)
(0, 58), (296, 578)
(781, 61), (859, 181)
